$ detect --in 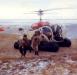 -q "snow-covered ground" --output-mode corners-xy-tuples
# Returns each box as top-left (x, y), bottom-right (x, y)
(0, 58), (77, 75)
